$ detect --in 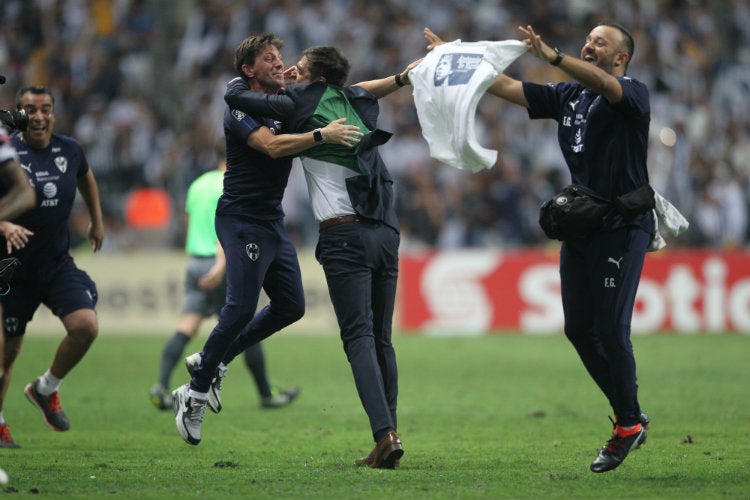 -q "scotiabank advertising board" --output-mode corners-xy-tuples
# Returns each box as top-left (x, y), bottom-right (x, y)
(398, 249), (750, 335)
